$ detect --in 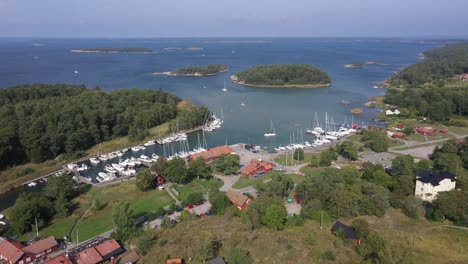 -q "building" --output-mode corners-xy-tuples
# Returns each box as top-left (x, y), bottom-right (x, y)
(415, 170), (457, 202)
(73, 239), (124, 264)
(75, 248), (103, 264)
(385, 108), (400, 116)
(44, 254), (73, 264)
(414, 127), (436, 136)
(225, 189), (250, 211)
(391, 132), (407, 139)
(167, 259), (182, 264)
(190, 145), (234, 162)
(461, 73), (468, 81)
(0, 236), (58, 264)
(330, 221), (361, 245)
(241, 159), (275, 178)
